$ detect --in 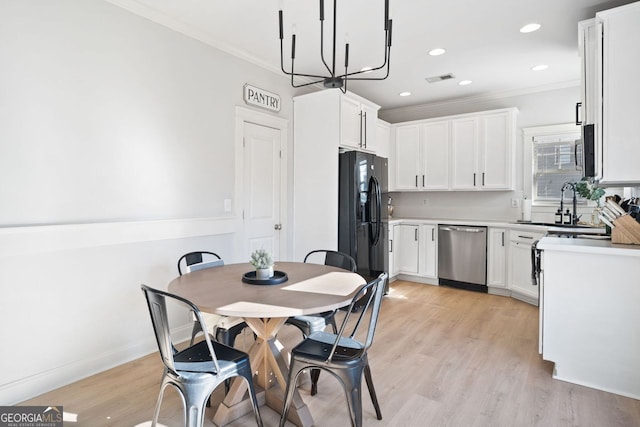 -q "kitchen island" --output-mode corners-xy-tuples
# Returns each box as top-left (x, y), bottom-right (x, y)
(537, 236), (640, 399)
